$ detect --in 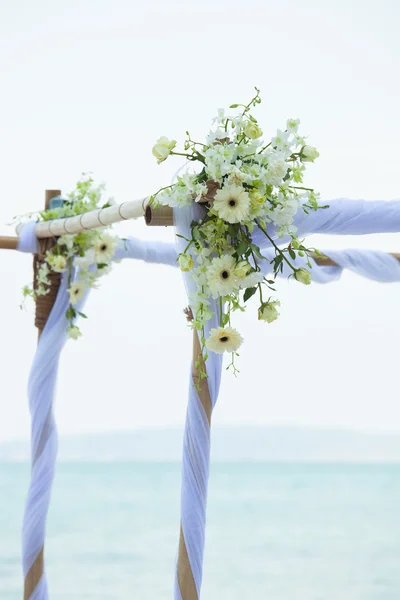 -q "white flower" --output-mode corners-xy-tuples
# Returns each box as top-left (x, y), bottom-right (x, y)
(212, 108), (226, 125)
(239, 270), (264, 289)
(206, 143), (236, 174)
(206, 254), (239, 298)
(286, 118), (300, 134)
(237, 139), (262, 157)
(47, 254), (67, 273)
(294, 268), (312, 285)
(265, 158), (288, 187)
(152, 137), (177, 163)
(226, 163), (246, 185)
(206, 326), (243, 354)
(68, 280), (86, 304)
(213, 185), (250, 224)
(93, 233), (117, 263)
(206, 128), (230, 145)
(67, 325), (82, 340)
(272, 129), (290, 151)
(37, 263), (50, 285)
(58, 235), (75, 251)
(266, 196), (299, 230)
(301, 145), (319, 162)
(258, 300), (280, 323)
